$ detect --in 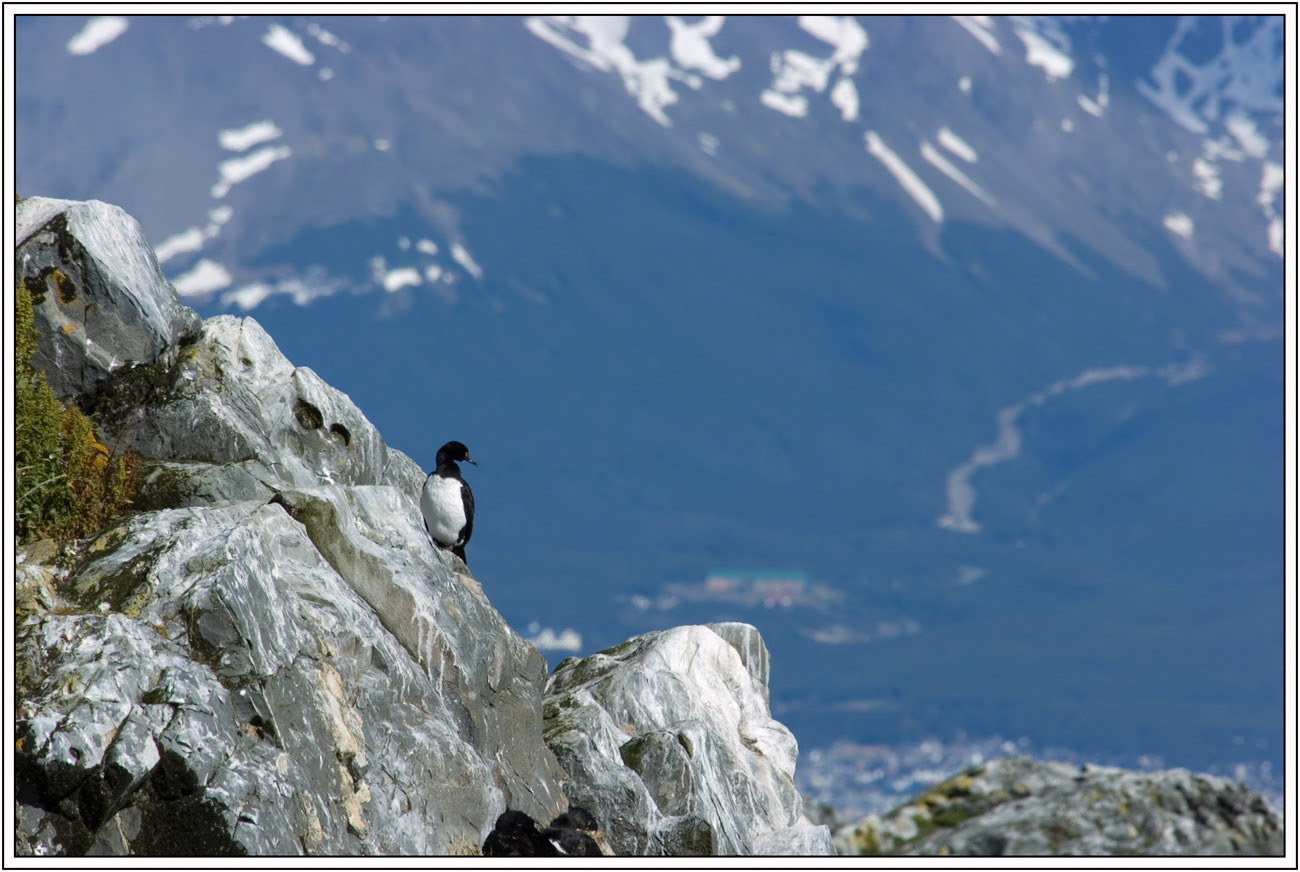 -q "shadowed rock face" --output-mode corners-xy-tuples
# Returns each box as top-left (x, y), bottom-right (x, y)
(17, 197), (202, 402)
